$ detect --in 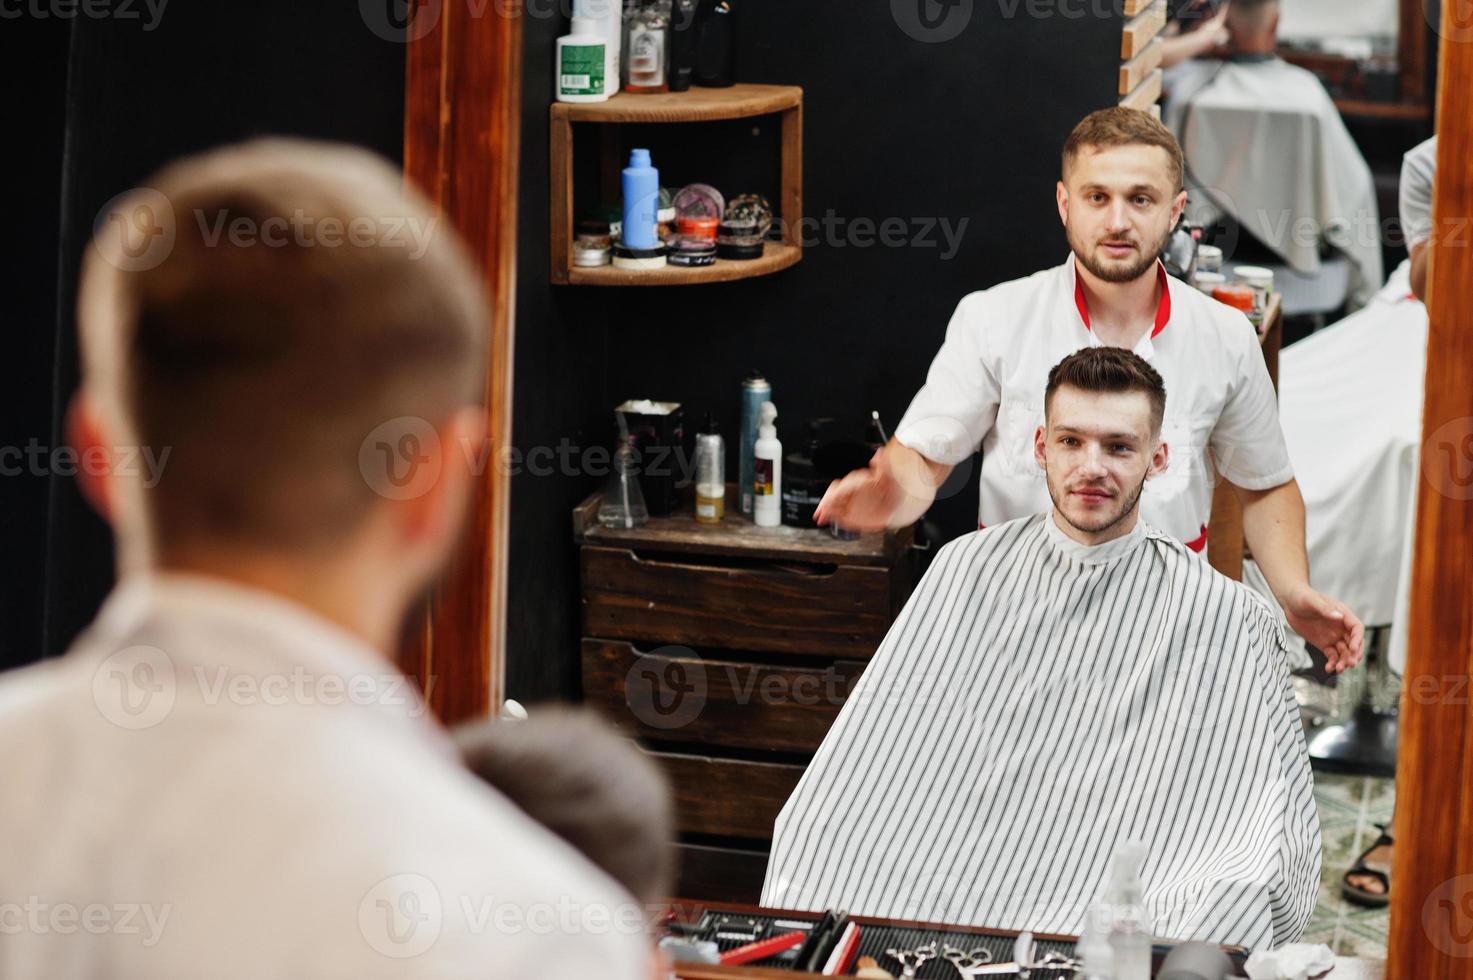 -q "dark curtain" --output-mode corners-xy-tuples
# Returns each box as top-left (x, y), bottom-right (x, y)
(0, 5), (406, 670)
